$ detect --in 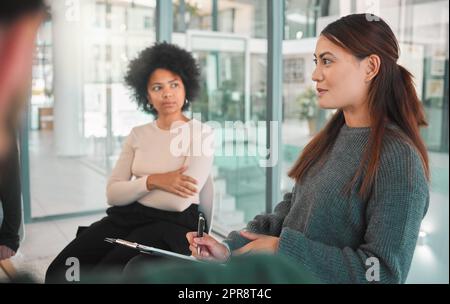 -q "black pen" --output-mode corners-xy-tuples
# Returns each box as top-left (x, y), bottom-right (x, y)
(197, 212), (205, 256)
